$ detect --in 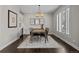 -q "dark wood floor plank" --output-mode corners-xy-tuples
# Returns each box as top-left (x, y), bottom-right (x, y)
(50, 34), (79, 53)
(0, 34), (79, 53)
